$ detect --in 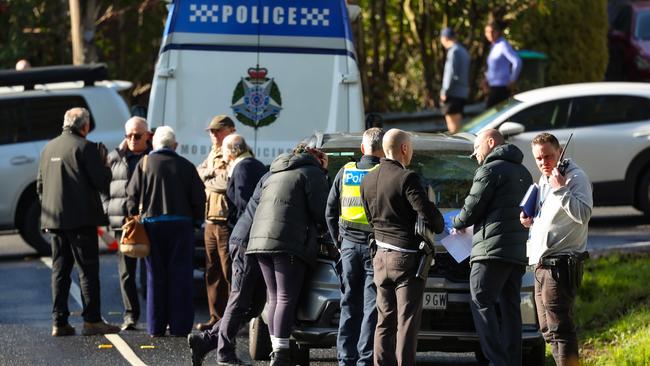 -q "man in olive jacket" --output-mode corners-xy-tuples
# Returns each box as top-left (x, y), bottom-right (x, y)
(452, 129), (532, 366)
(37, 107), (120, 337)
